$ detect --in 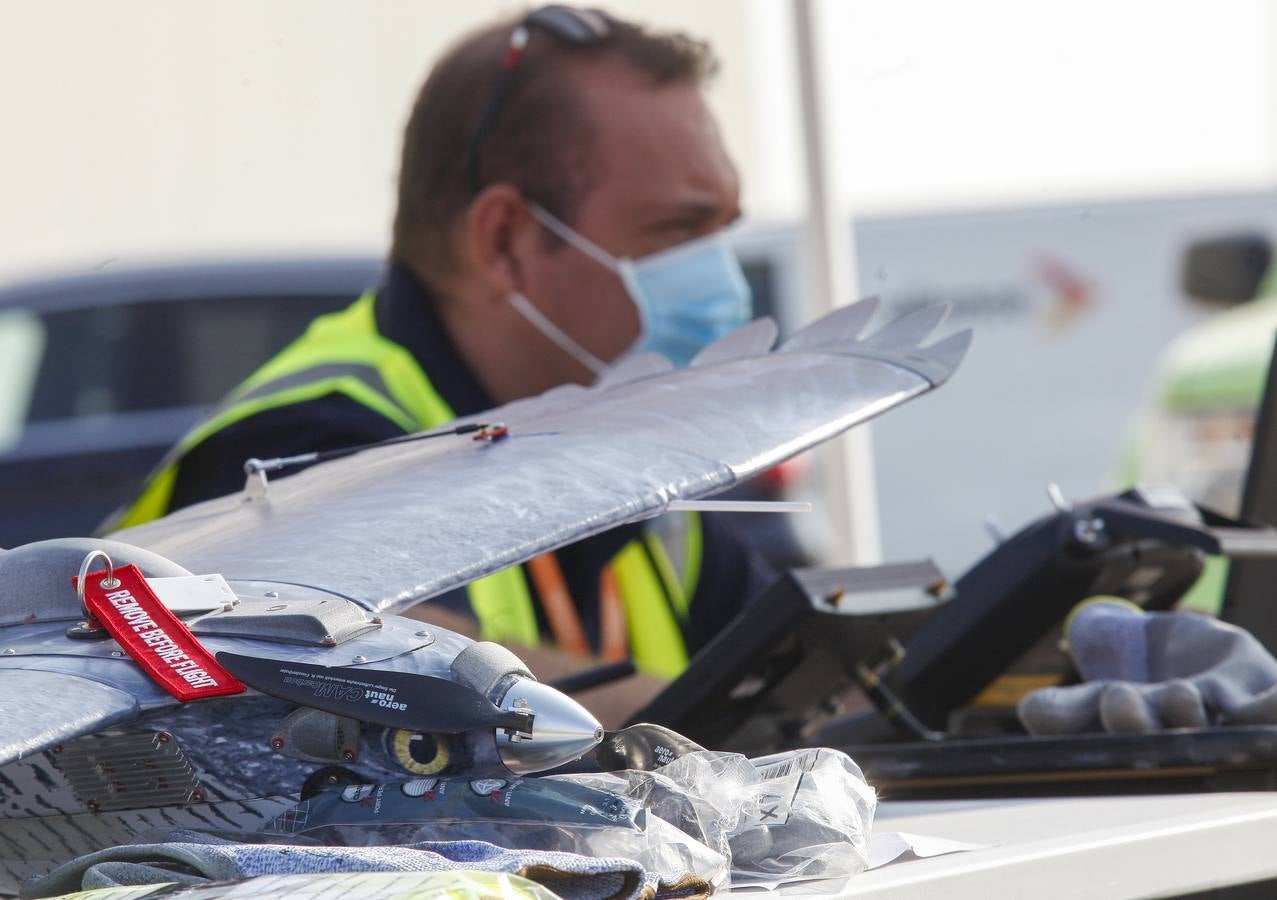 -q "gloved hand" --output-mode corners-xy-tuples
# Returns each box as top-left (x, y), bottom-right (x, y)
(1017, 599), (1277, 735)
